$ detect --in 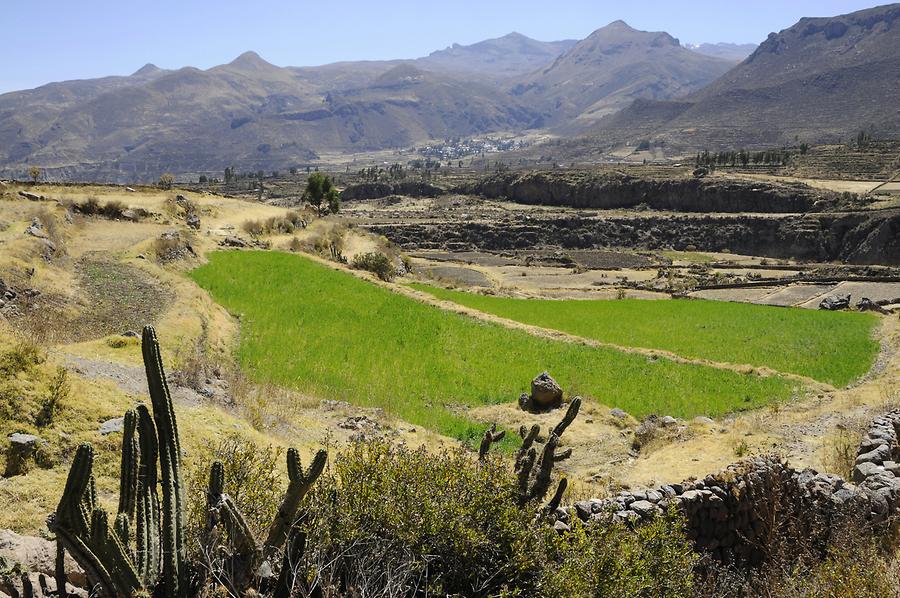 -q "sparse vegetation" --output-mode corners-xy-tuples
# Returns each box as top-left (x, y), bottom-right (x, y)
(190, 251), (797, 442)
(410, 284), (880, 387)
(350, 251), (396, 281)
(240, 210), (308, 237)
